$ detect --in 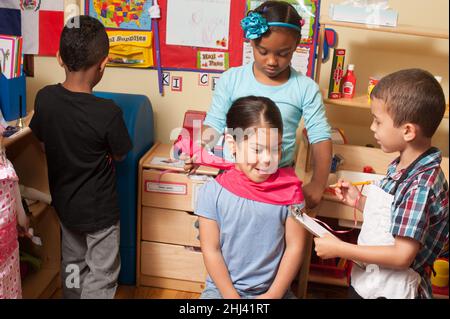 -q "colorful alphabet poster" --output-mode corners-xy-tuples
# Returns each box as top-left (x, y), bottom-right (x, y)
(86, 0), (153, 31)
